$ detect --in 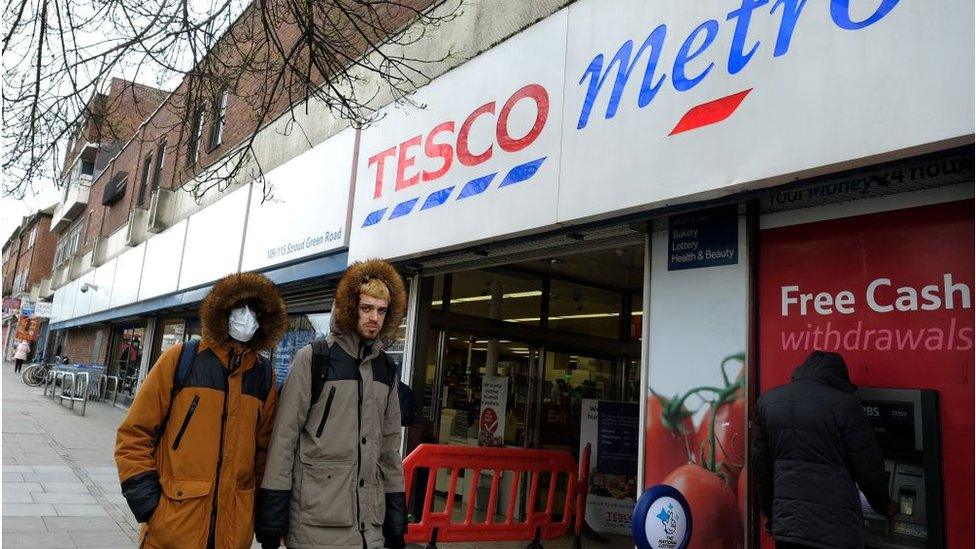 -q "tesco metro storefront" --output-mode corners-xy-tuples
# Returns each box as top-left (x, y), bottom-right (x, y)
(340, 0), (974, 547)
